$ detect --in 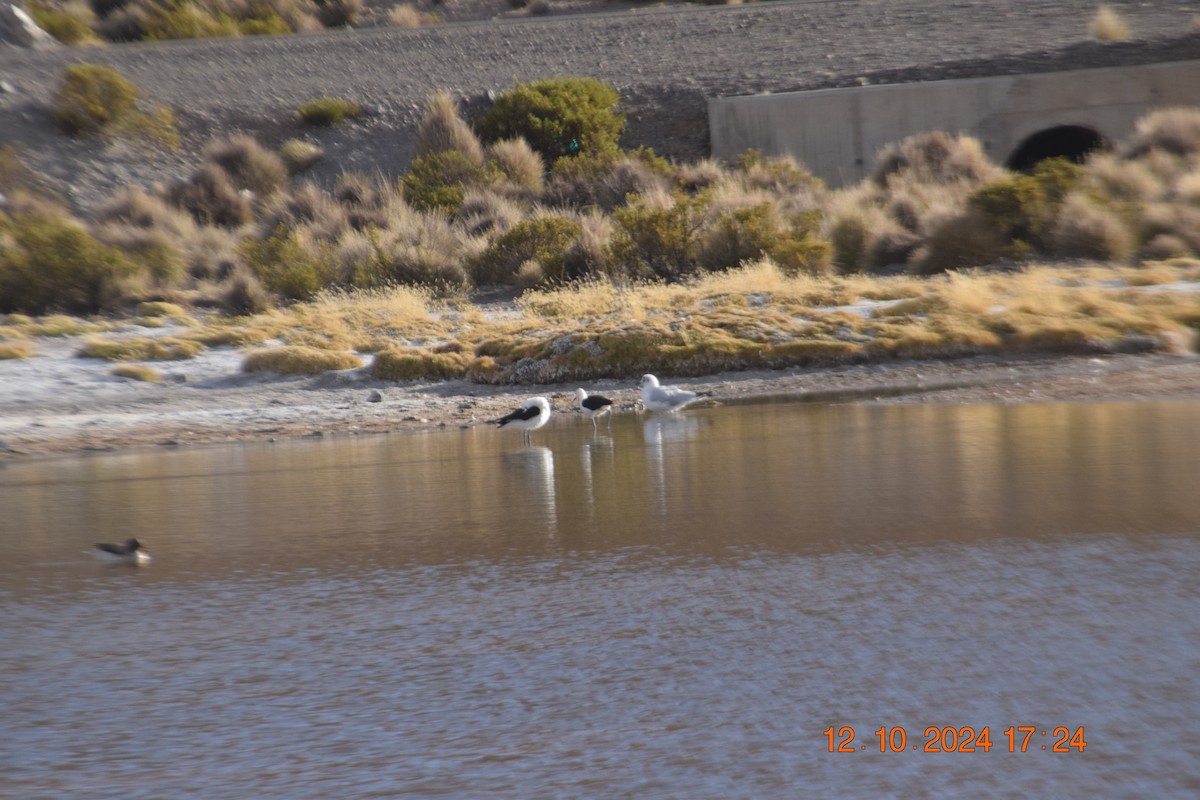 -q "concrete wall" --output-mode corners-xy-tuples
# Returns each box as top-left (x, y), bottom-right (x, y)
(709, 60), (1200, 186)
